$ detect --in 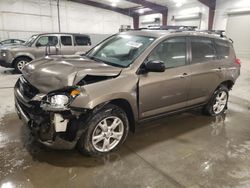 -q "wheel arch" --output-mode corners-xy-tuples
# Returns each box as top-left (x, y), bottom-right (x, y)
(109, 99), (136, 132)
(11, 54), (34, 66)
(218, 80), (234, 90)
